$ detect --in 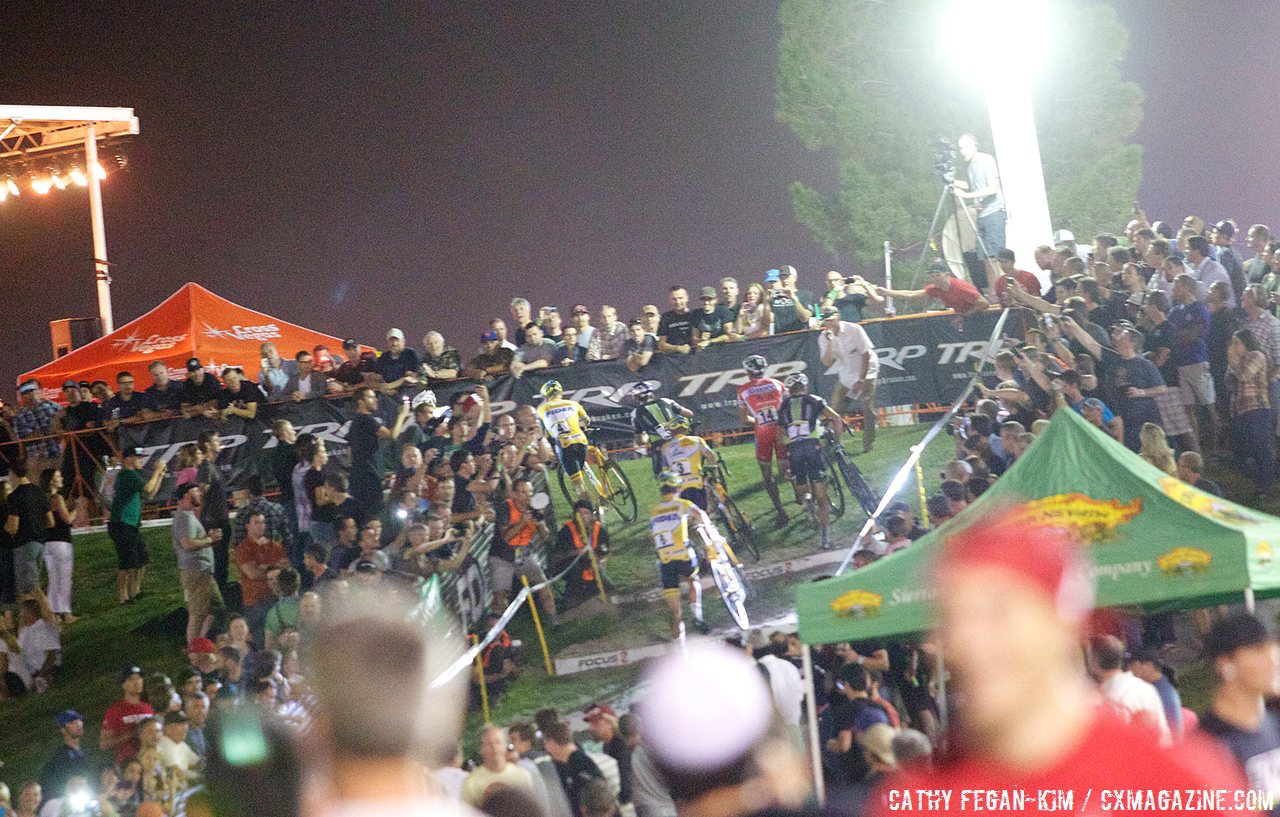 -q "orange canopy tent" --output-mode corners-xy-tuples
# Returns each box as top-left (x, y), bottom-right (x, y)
(20, 283), (362, 395)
